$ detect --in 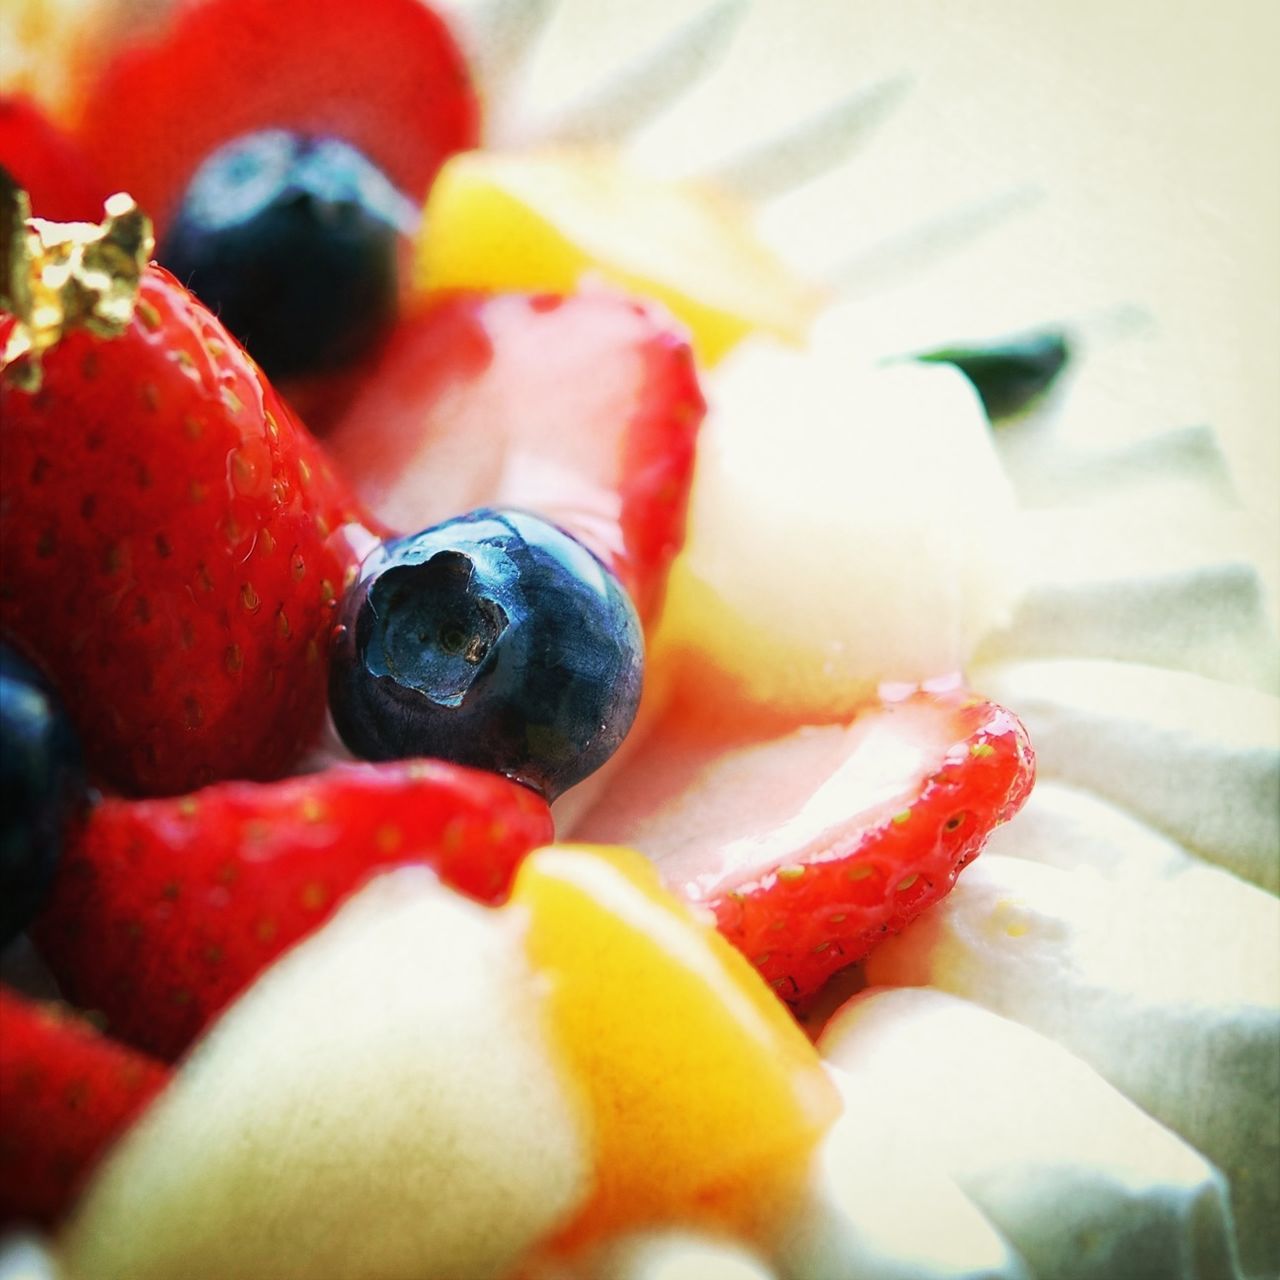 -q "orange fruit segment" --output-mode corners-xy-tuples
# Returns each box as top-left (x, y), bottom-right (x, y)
(515, 843), (840, 1250)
